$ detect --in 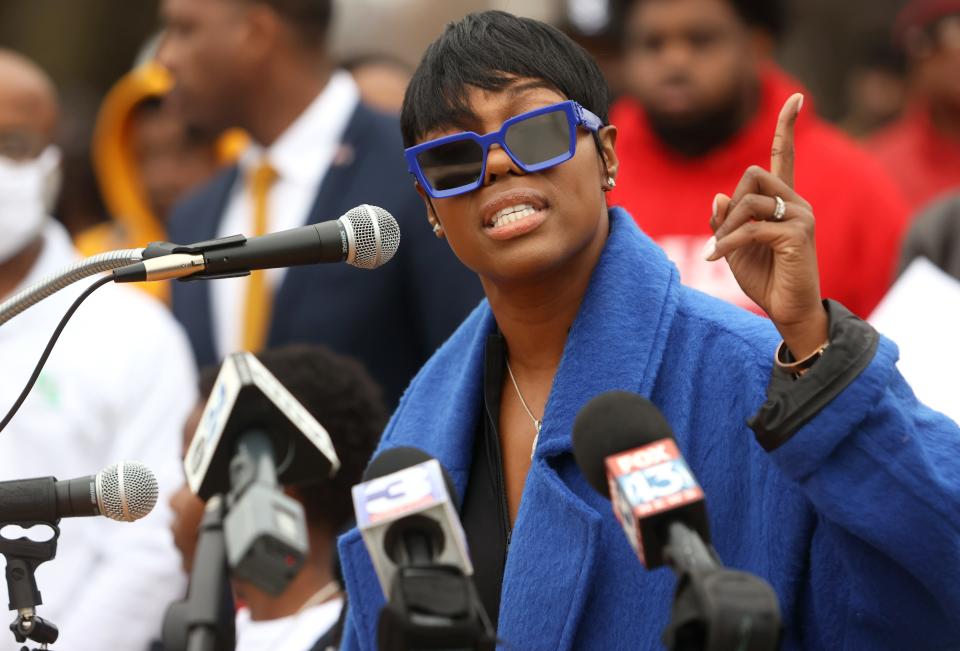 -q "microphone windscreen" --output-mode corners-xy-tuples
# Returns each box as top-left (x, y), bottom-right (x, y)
(343, 204), (400, 270)
(572, 391), (675, 498)
(96, 461), (158, 522)
(363, 446), (458, 501)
